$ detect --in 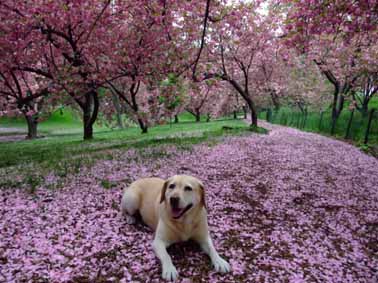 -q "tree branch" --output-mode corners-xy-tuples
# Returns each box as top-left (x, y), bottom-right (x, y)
(192, 0), (211, 80)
